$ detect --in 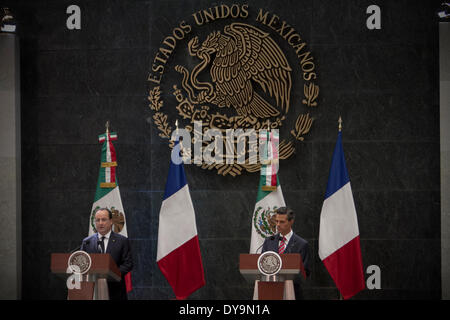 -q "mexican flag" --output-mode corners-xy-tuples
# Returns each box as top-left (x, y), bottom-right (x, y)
(249, 130), (285, 253)
(89, 128), (132, 292)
